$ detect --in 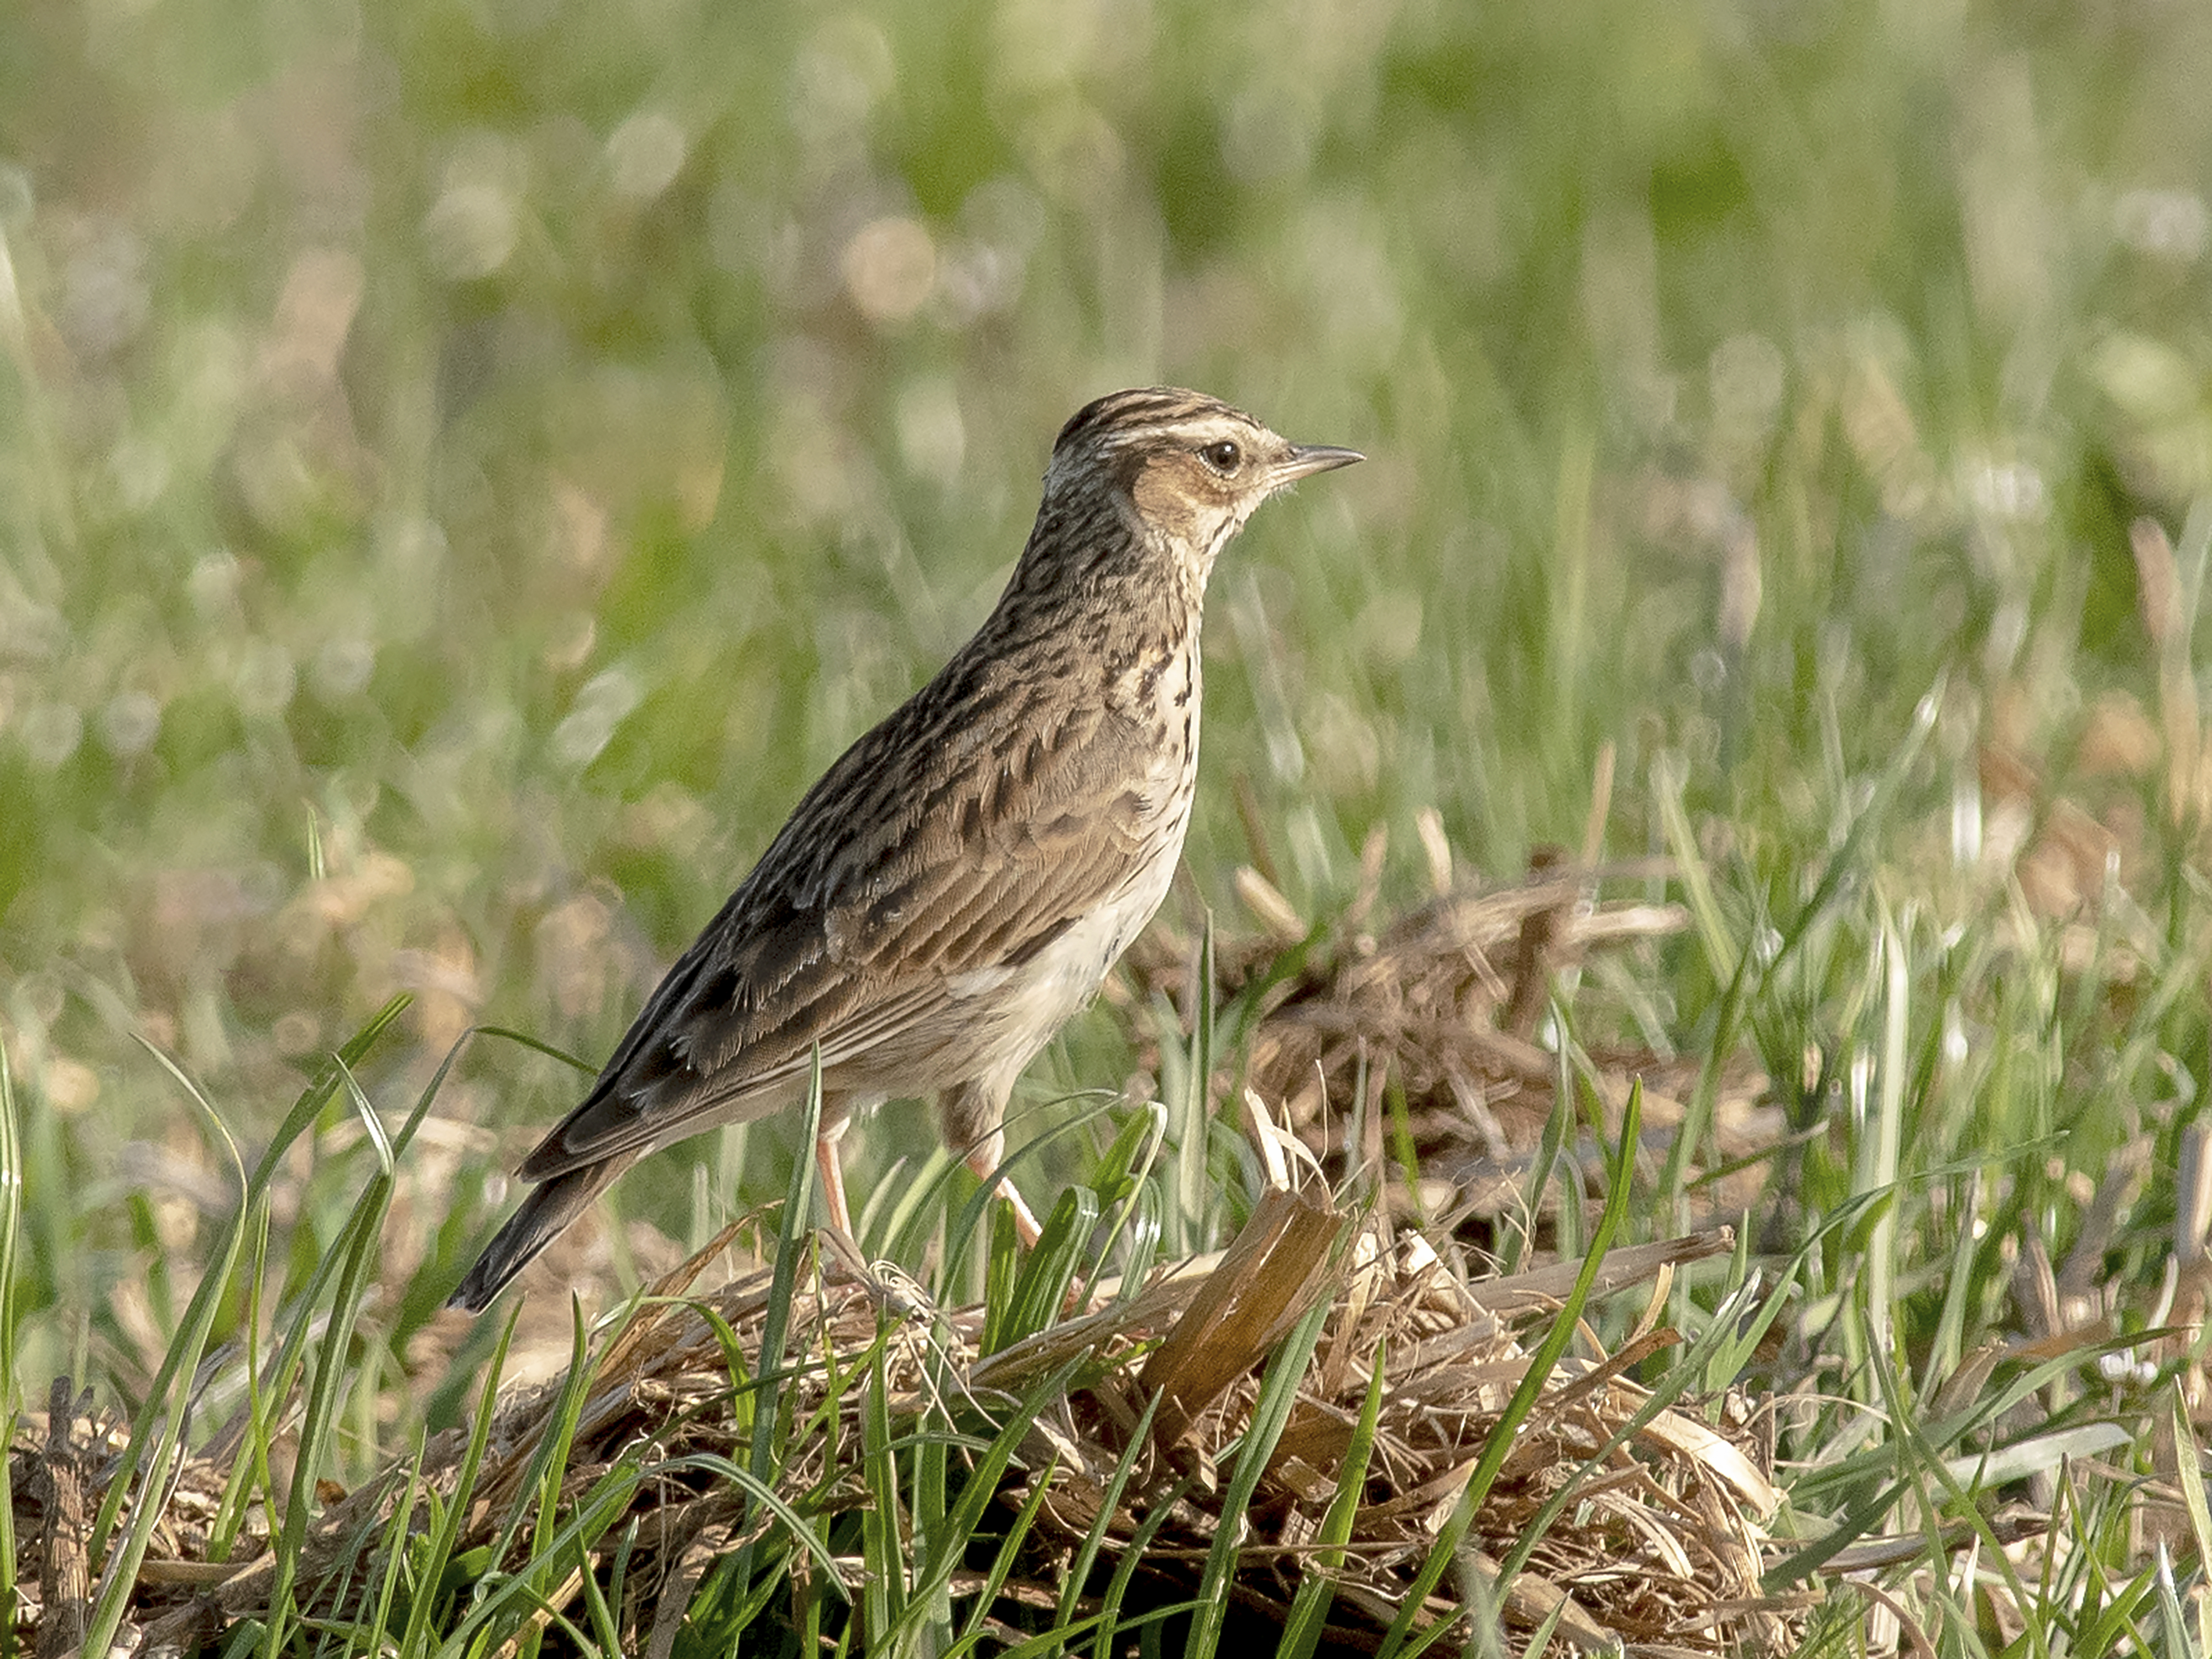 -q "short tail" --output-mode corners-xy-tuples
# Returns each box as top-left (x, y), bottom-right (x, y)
(447, 1158), (630, 1313)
